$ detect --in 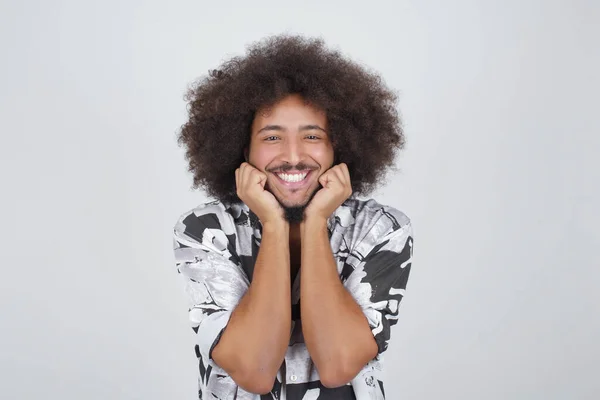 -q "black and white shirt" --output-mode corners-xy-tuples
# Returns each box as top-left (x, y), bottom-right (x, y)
(172, 198), (414, 399)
